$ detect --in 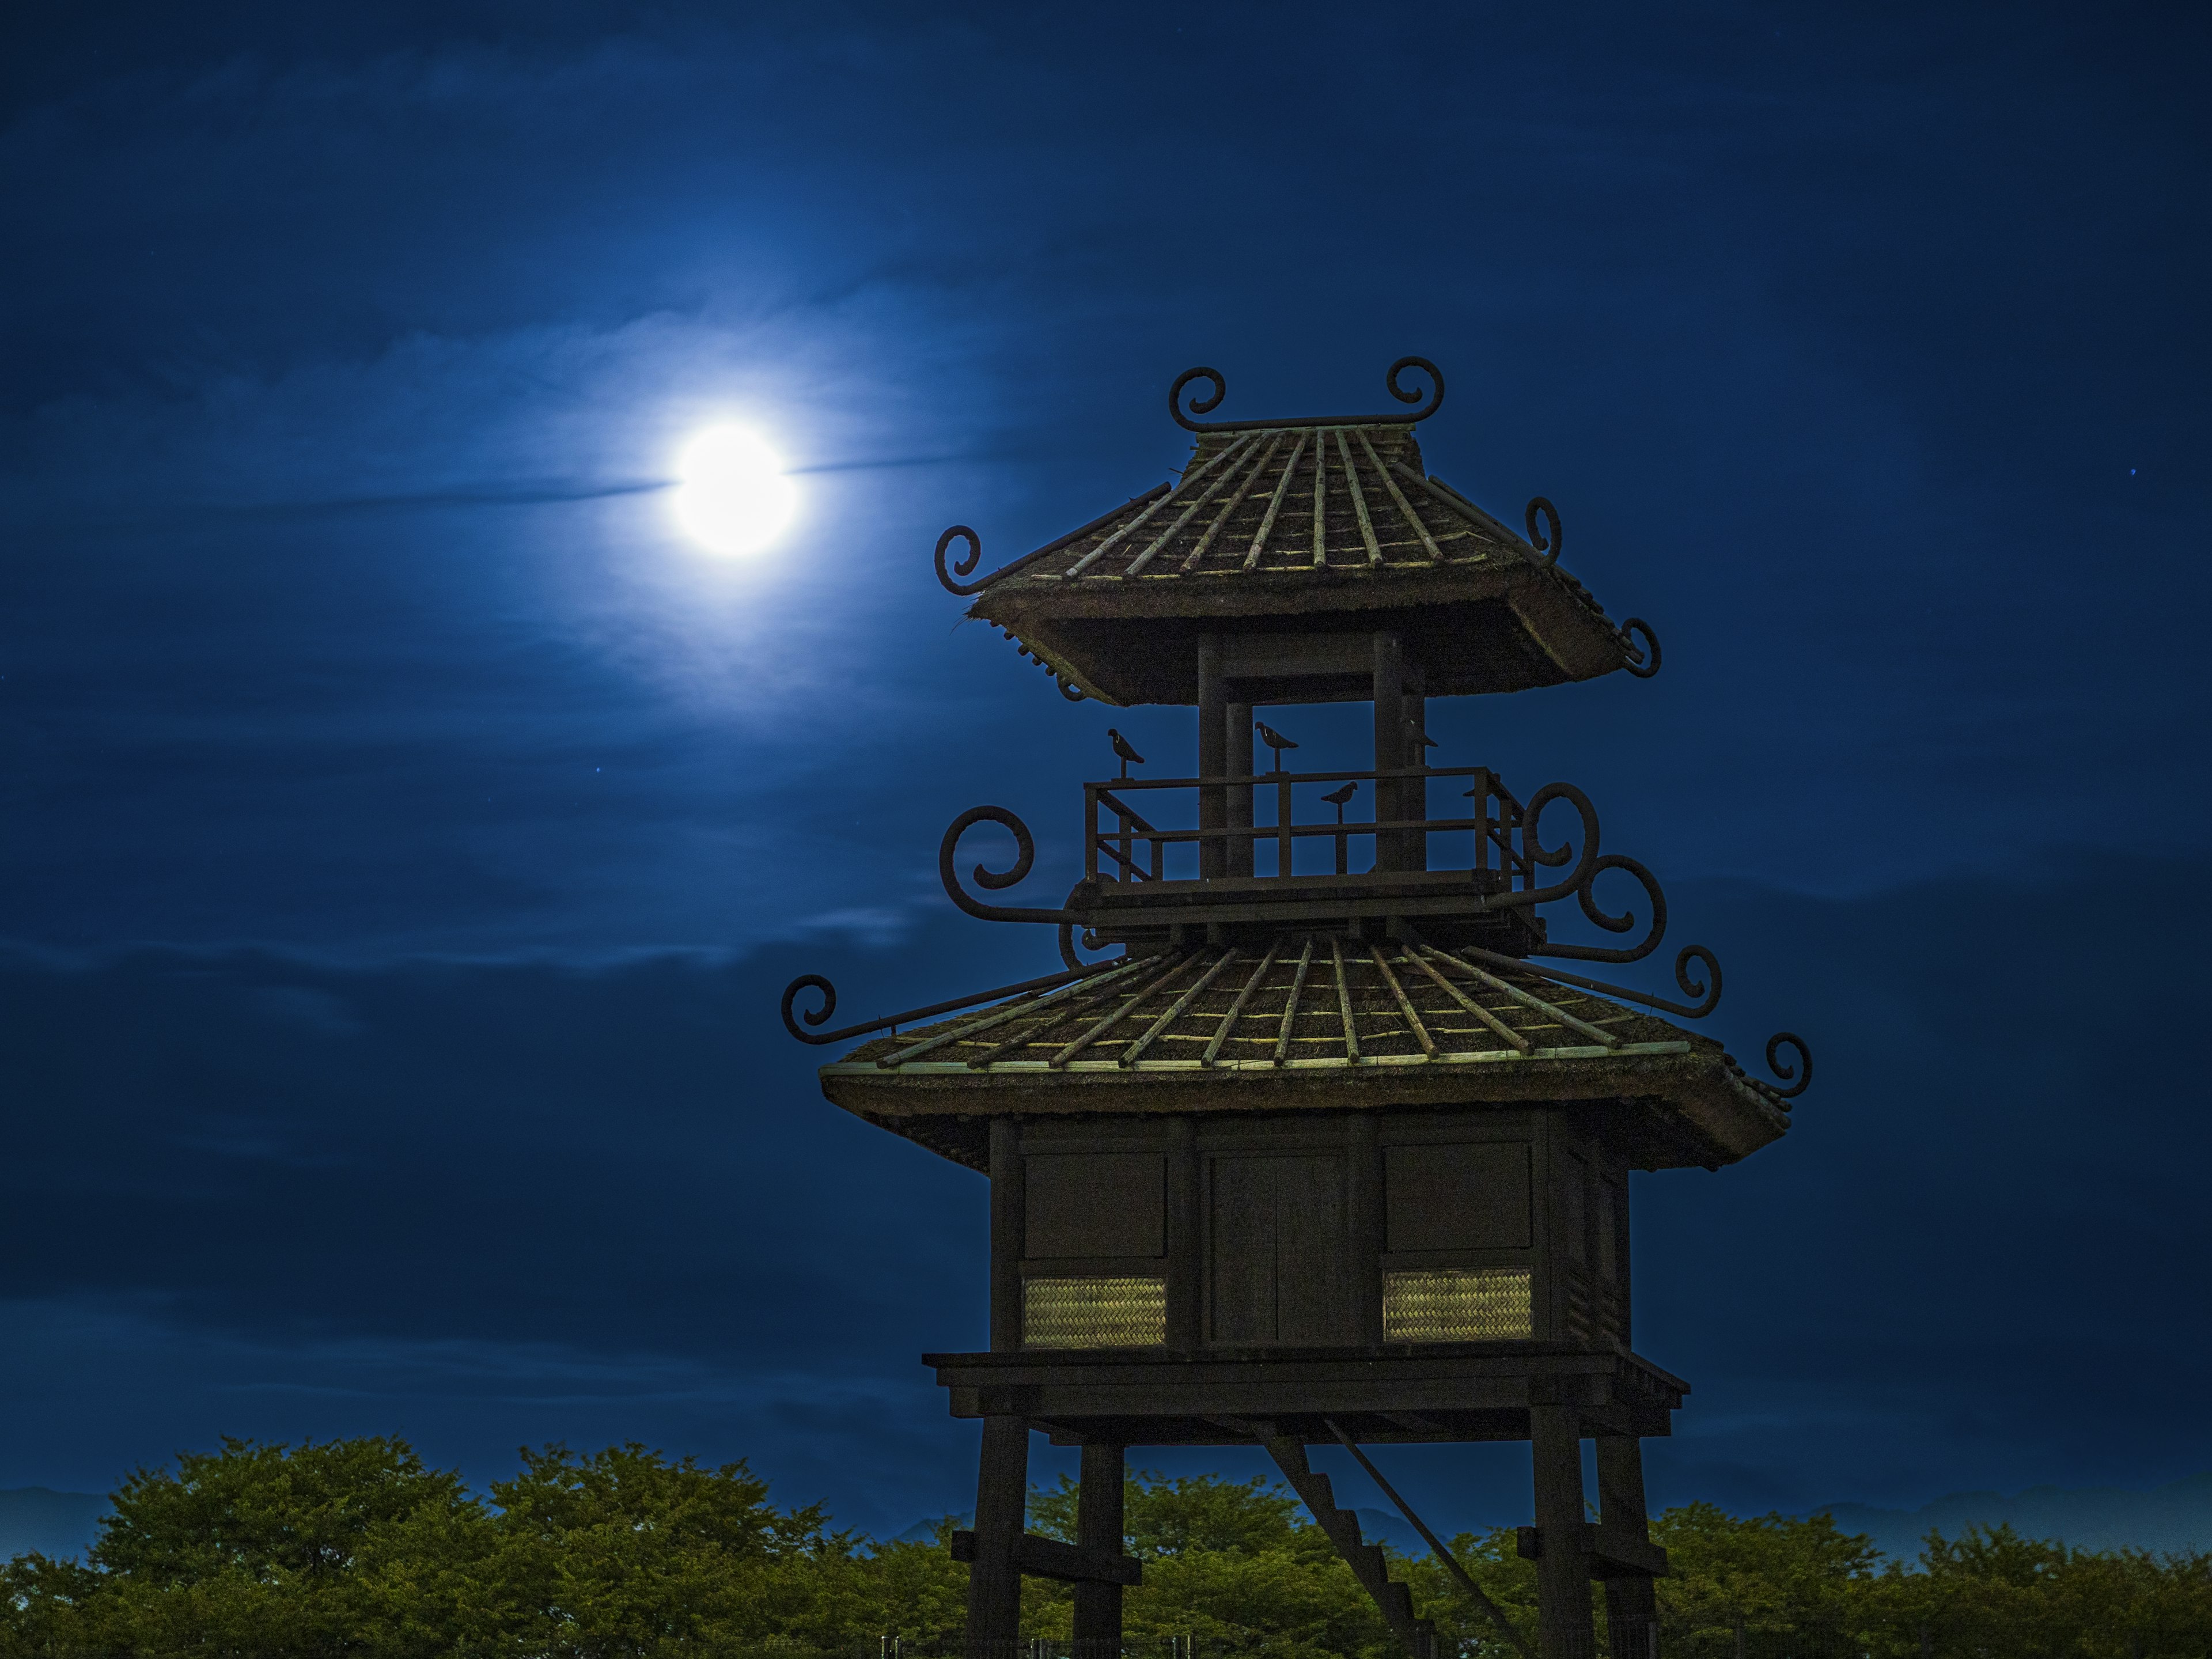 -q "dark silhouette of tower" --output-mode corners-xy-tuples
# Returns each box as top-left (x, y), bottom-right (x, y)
(783, 359), (1812, 1659)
